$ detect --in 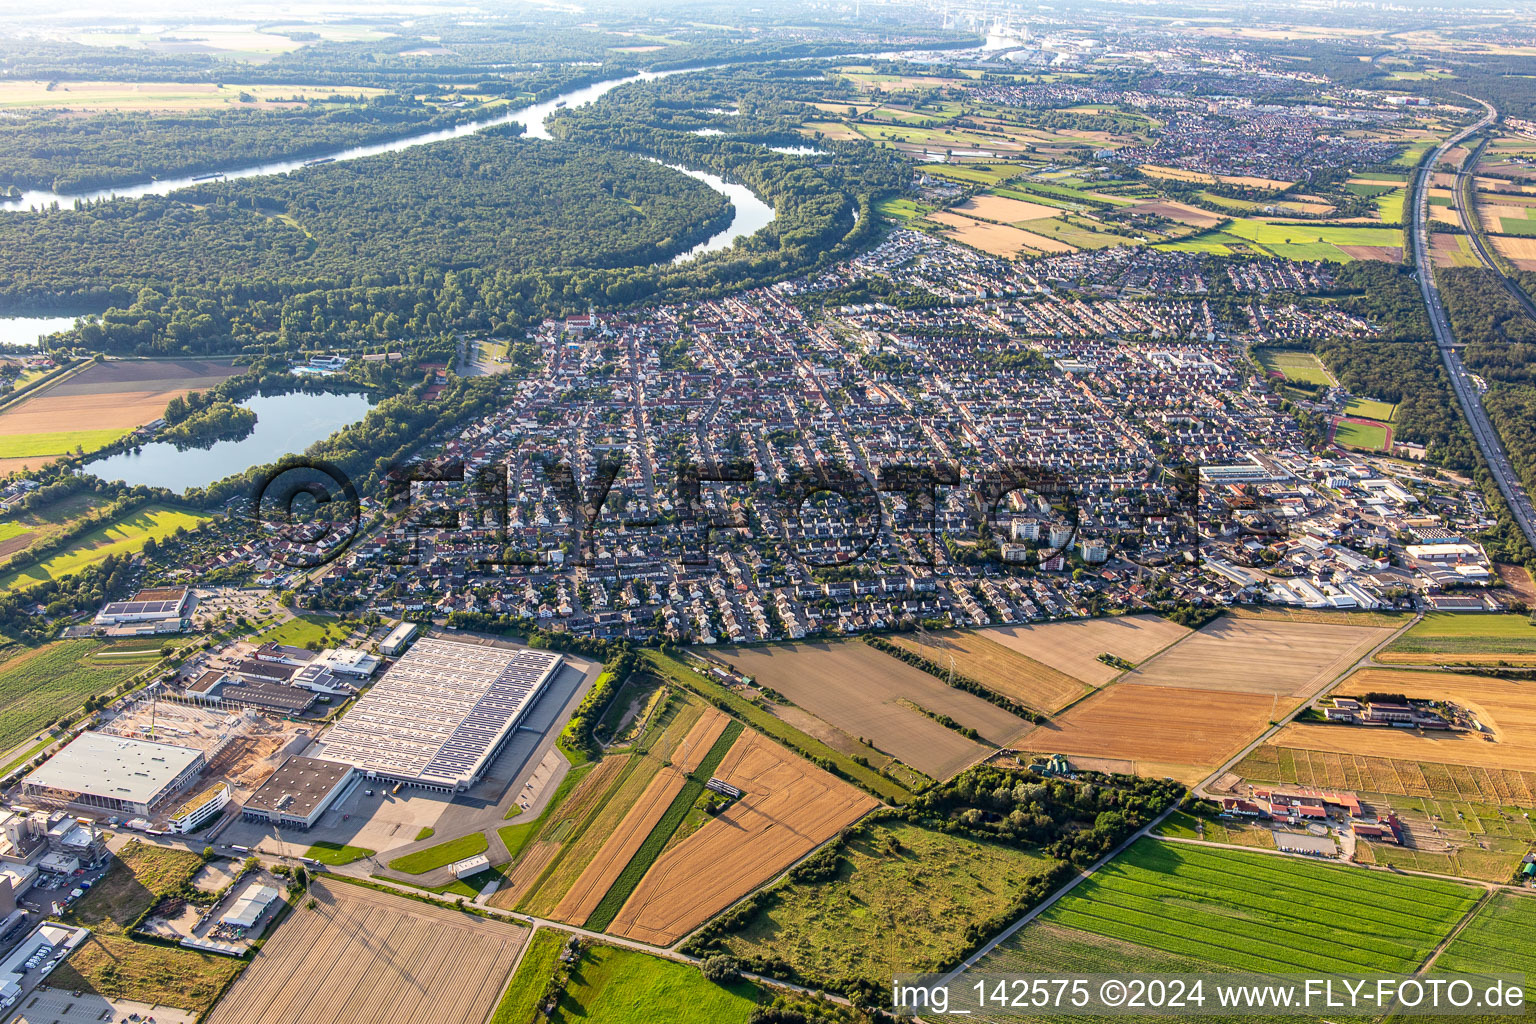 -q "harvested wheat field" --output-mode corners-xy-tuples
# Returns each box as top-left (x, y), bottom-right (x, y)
(1493, 234), (1536, 270)
(205, 880), (524, 1024)
(550, 766), (687, 925)
(884, 629), (1090, 713)
(672, 707), (731, 773)
(1337, 244), (1404, 261)
(1271, 669), (1536, 772)
(1127, 200), (1224, 229)
(517, 700), (706, 917)
(1020, 683), (1278, 782)
(608, 729), (878, 945)
(929, 211), (1075, 256)
(1124, 616), (1396, 696)
(983, 615), (1190, 687)
(0, 358), (242, 436)
(706, 641), (1031, 779)
(491, 755), (631, 910)
(953, 194), (1063, 223)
